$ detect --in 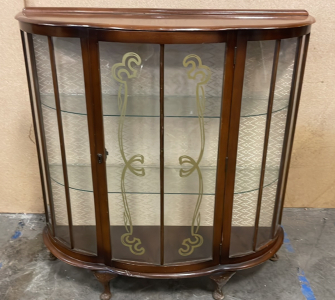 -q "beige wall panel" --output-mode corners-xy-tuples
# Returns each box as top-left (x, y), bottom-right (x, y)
(0, 0), (334, 212)
(0, 0), (44, 213)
